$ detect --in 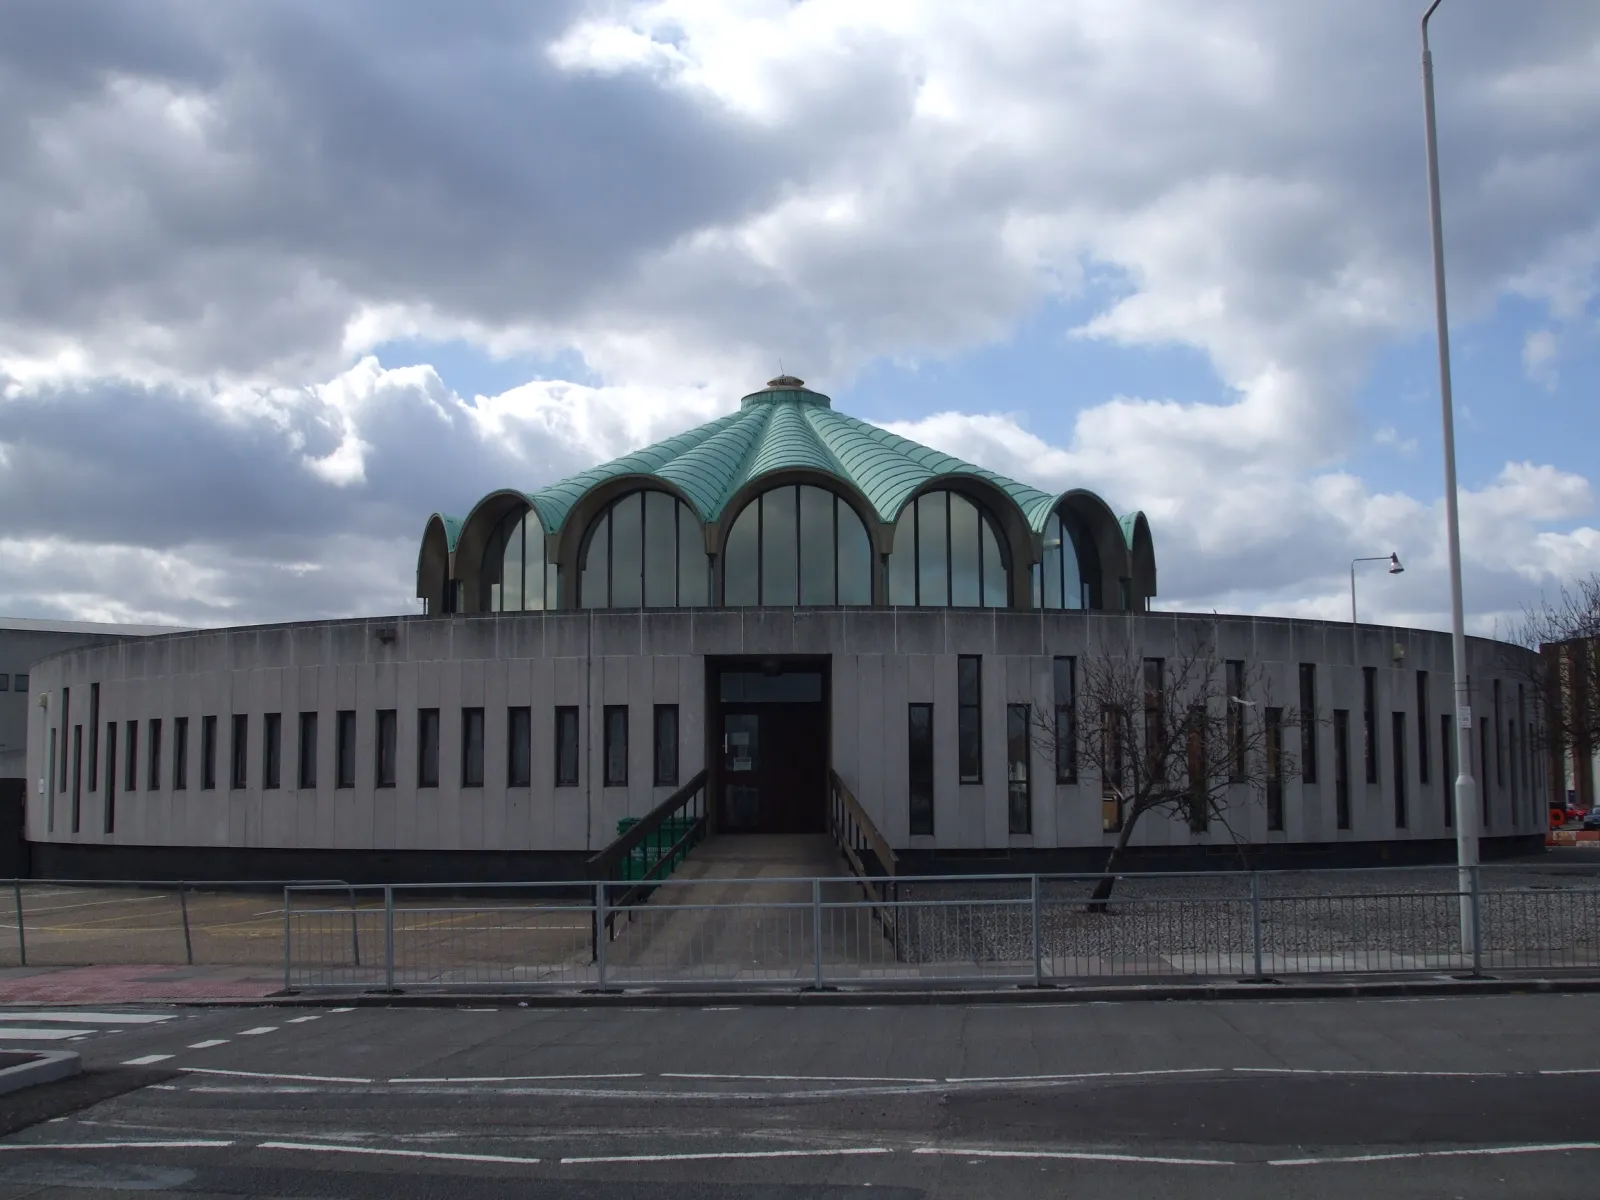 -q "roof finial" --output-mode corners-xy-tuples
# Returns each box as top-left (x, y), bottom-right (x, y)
(765, 364), (805, 389)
